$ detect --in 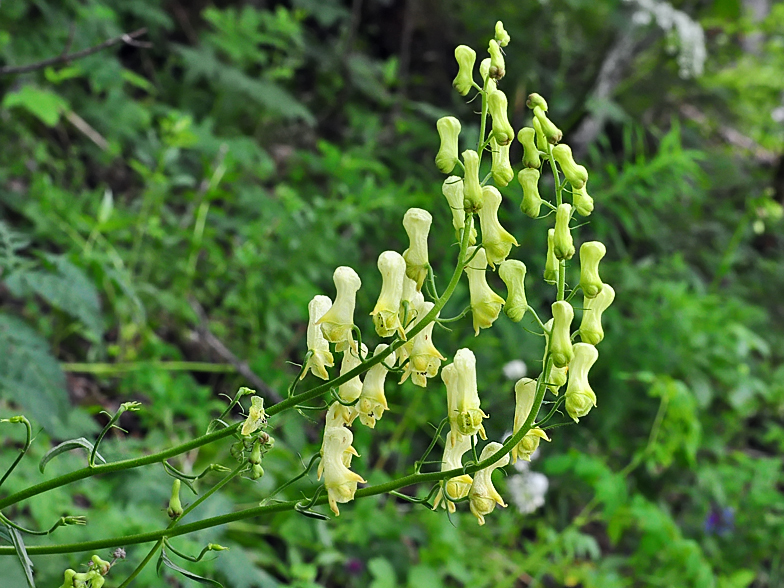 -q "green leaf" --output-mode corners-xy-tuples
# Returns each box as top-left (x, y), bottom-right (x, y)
(2, 85), (69, 127)
(39, 438), (106, 473)
(213, 546), (282, 588)
(157, 551), (224, 587)
(0, 314), (71, 436)
(368, 557), (397, 588)
(6, 524), (35, 587)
